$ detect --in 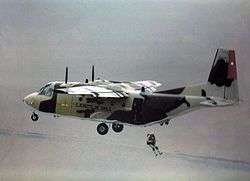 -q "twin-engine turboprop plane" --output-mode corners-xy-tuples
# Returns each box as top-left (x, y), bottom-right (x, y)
(24, 49), (239, 135)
